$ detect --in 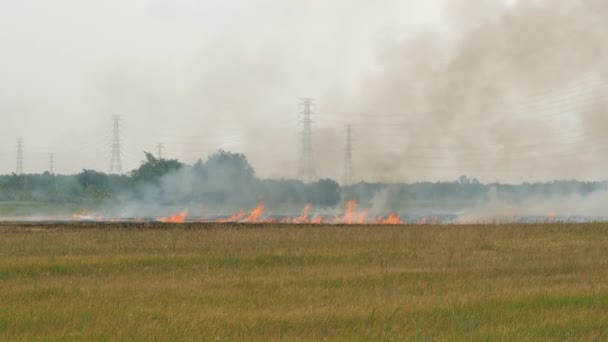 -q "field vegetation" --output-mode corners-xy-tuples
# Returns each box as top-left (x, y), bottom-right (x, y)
(1, 223), (608, 340)
(1, 150), (605, 218)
